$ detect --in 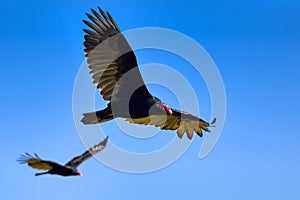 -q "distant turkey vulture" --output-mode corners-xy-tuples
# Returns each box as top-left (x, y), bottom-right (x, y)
(18, 137), (108, 176)
(81, 7), (216, 139)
